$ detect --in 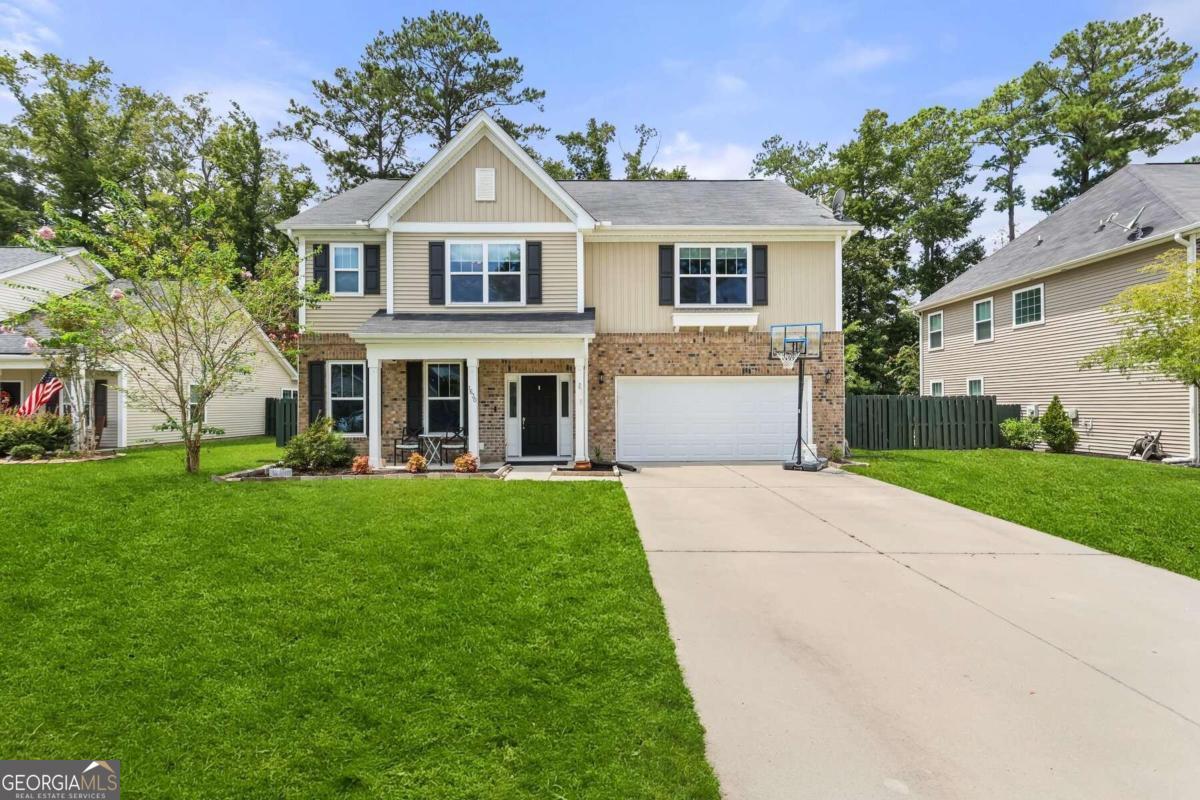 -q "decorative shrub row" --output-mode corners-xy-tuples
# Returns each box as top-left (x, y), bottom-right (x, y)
(0, 412), (72, 456)
(1000, 394), (1078, 454)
